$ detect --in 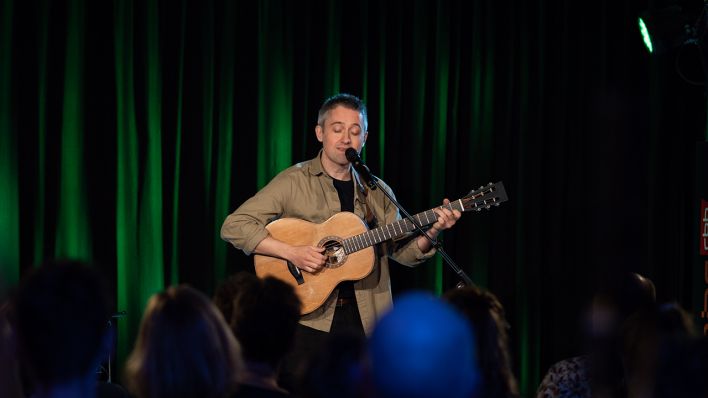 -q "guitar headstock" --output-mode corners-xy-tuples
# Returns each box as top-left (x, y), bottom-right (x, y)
(459, 182), (508, 212)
